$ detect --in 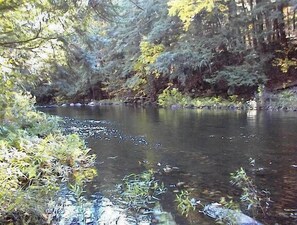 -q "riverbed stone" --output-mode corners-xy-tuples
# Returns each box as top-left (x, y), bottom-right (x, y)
(48, 185), (176, 225)
(50, 192), (132, 225)
(203, 203), (263, 225)
(88, 101), (96, 106)
(171, 104), (181, 110)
